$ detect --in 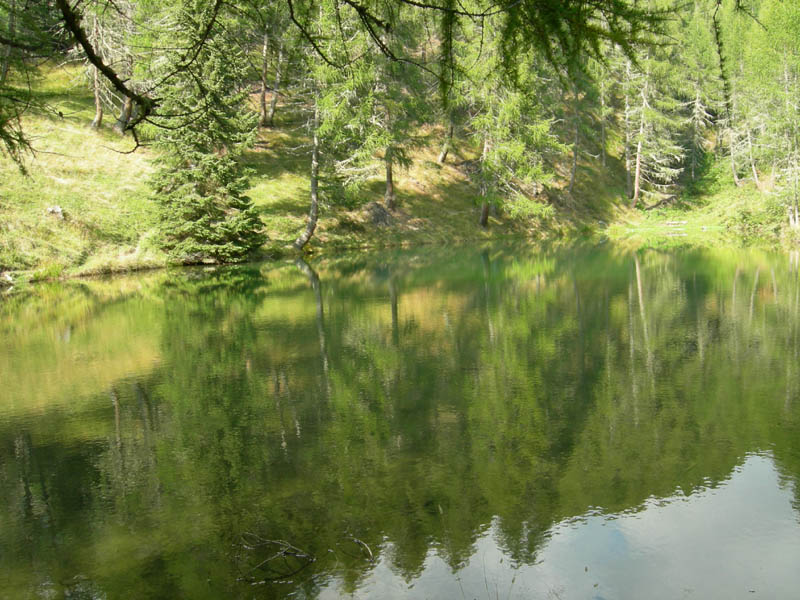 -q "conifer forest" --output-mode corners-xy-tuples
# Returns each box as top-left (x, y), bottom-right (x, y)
(3, 3), (800, 599)
(2, 0), (800, 272)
